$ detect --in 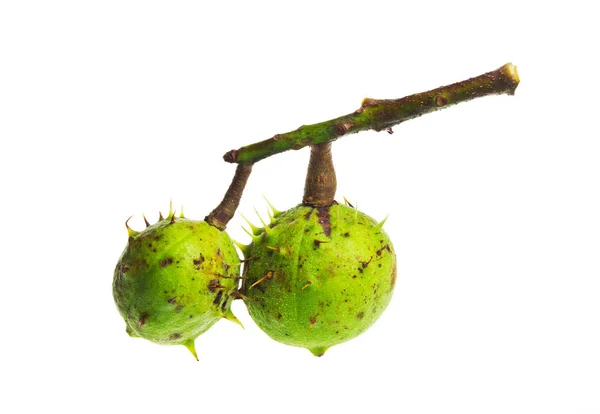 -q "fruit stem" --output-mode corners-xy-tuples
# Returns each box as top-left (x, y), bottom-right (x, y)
(303, 142), (337, 207)
(205, 163), (253, 230)
(223, 63), (520, 164)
